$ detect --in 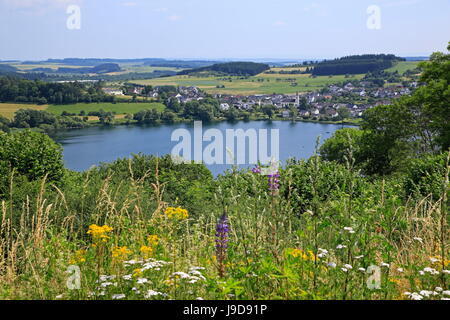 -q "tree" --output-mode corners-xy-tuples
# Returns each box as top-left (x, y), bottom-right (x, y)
(262, 104), (275, 119)
(0, 130), (64, 182)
